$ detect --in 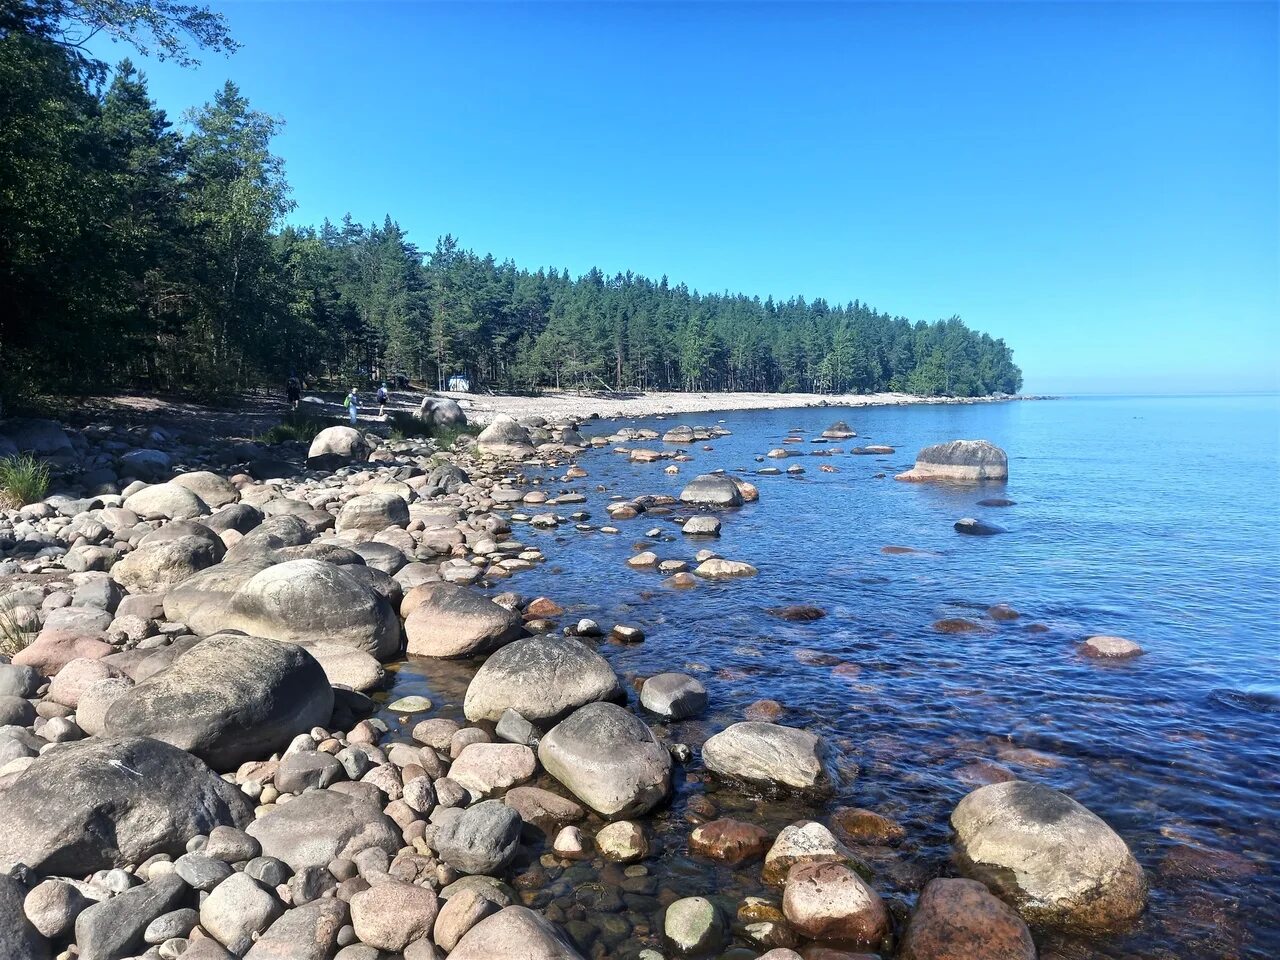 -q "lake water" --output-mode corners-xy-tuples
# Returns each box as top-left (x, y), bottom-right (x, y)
(385, 394), (1280, 959)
